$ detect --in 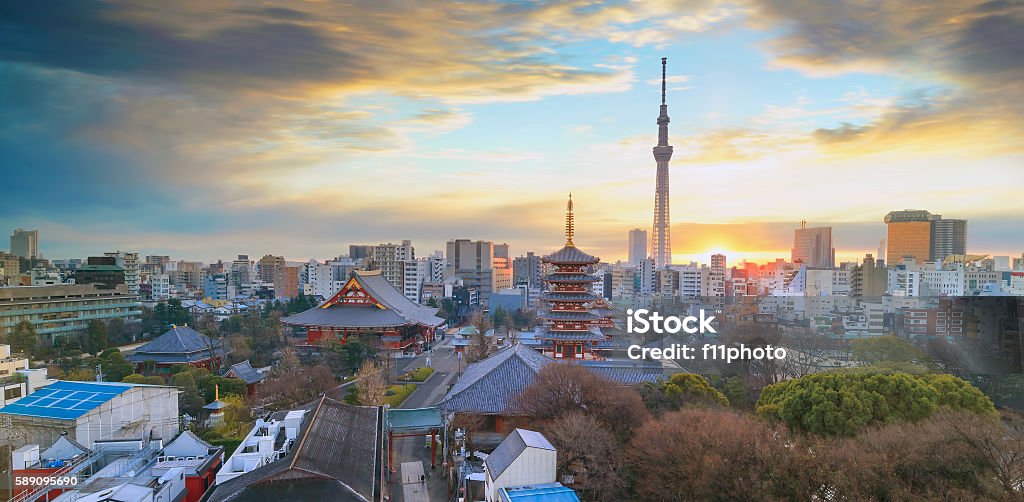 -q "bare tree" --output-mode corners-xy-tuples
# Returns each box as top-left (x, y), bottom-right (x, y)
(548, 413), (624, 501)
(949, 412), (1024, 497)
(354, 360), (387, 406)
